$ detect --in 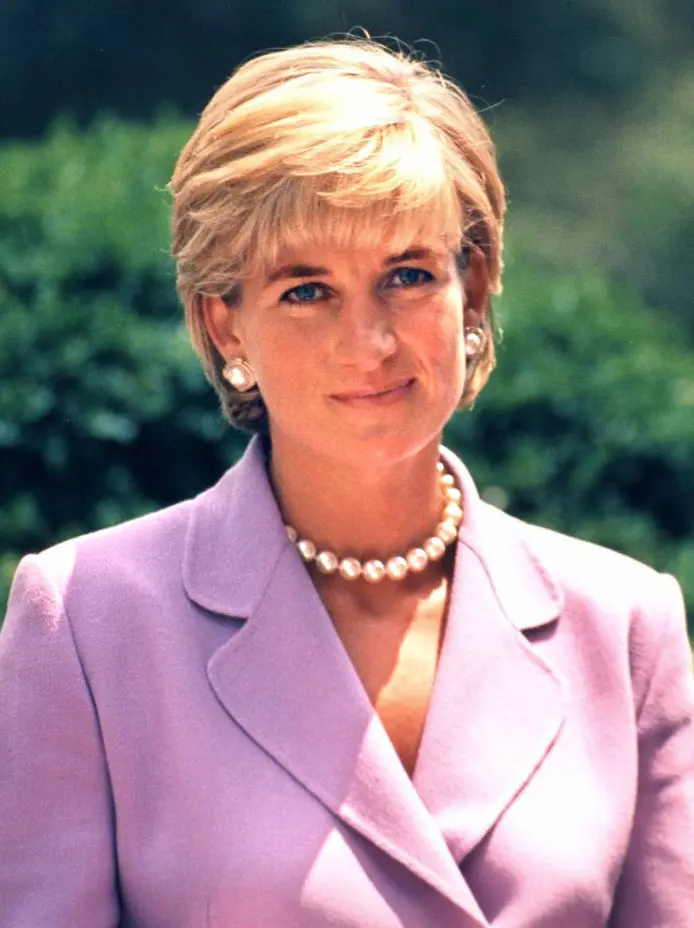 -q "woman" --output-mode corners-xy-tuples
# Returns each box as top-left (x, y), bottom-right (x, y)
(1, 38), (693, 928)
